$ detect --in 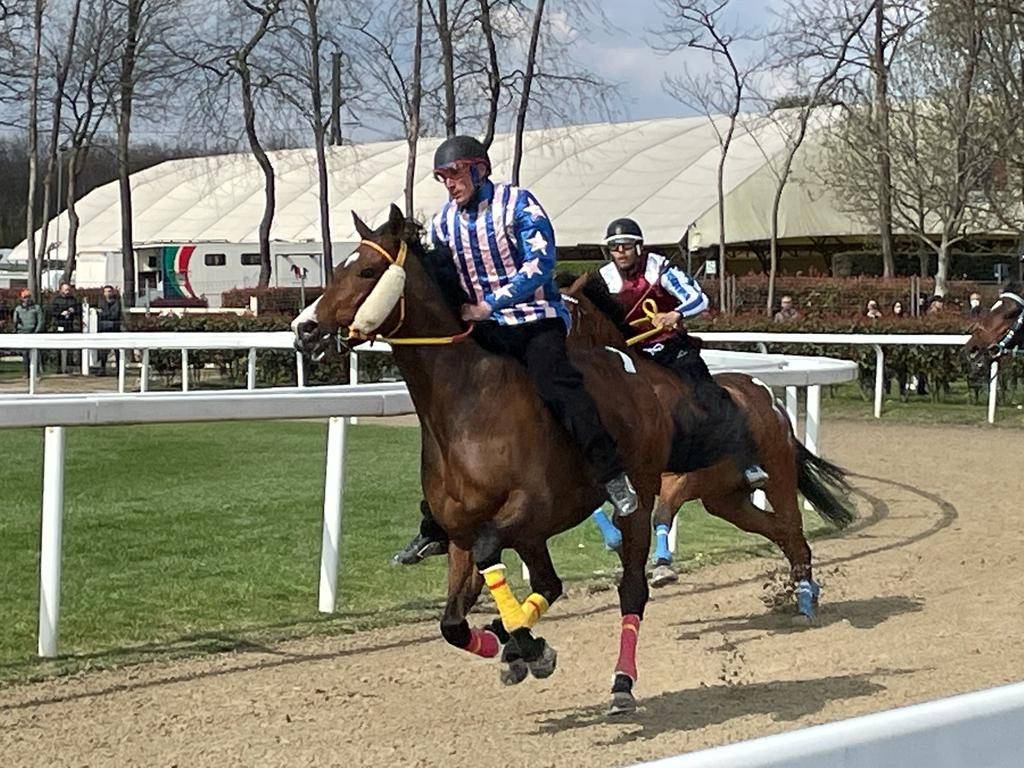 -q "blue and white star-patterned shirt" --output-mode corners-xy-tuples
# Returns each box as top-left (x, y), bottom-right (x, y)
(429, 180), (571, 329)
